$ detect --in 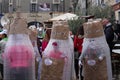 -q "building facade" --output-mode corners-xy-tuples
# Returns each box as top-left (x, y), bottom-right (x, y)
(0, 0), (73, 22)
(112, 0), (120, 20)
(1, 0), (118, 22)
(76, 0), (115, 16)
